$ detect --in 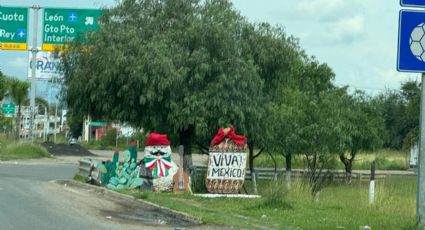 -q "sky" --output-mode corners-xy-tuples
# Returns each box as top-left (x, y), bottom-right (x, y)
(0, 0), (419, 100)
